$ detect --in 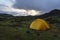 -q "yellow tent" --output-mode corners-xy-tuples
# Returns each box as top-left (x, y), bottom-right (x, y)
(30, 19), (50, 30)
